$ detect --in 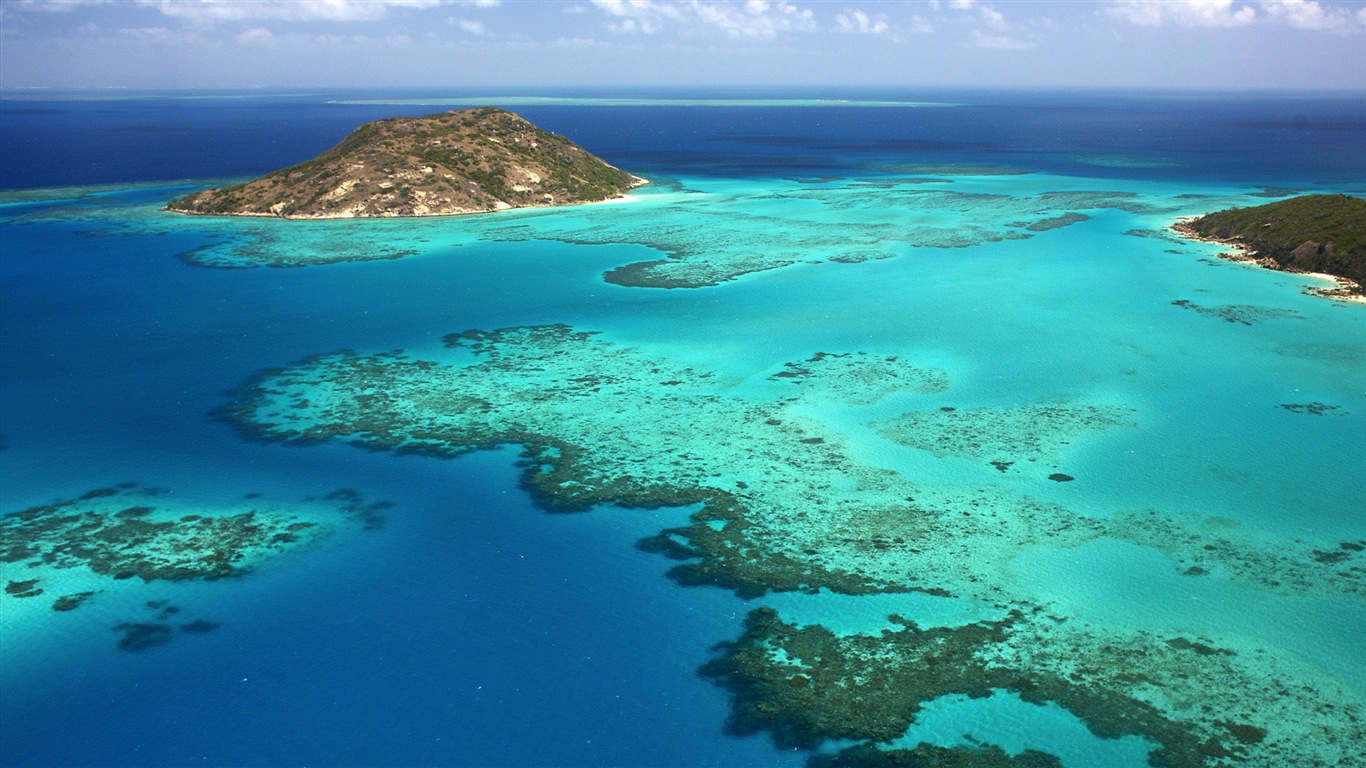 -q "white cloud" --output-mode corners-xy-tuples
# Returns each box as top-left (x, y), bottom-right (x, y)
(551, 35), (611, 47)
(455, 0), (500, 6)
(591, 0), (815, 38)
(453, 18), (489, 34)
(1106, 0), (1258, 27)
(936, 1), (1027, 41)
(1108, 0), (1364, 30)
(12, 0), (112, 11)
(592, 0), (681, 34)
(973, 29), (1034, 48)
(957, 3), (1035, 46)
(135, 0), (447, 23)
(1261, 0), (1352, 30)
(234, 26), (277, 46)
(979, 6), (1007, 29)
(695, 0), (815, 39)
(835, 8), (890, 35)
(116, 25), (208, 44)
